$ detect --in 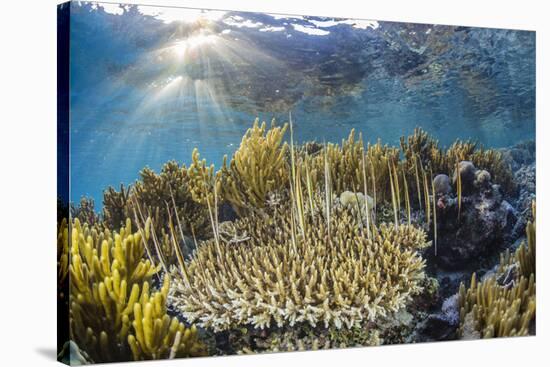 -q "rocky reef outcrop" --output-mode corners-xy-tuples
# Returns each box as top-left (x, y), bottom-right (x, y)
(419, 140), (536, 343)
(501, 141), (536, 236)
(413, 294), (460, 342)
(433, 162), (517, 269)
(499, 140), (535, 172)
